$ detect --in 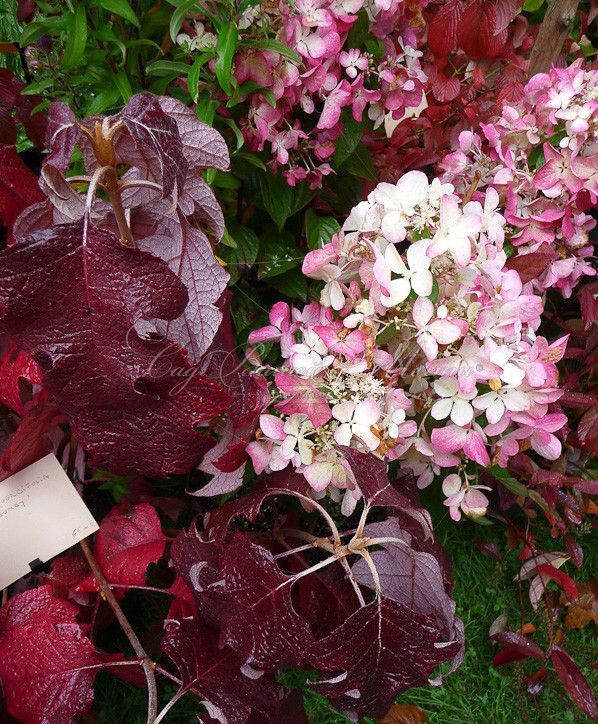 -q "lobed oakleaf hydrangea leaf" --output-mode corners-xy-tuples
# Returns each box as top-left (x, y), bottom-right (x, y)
(0, 585), (100, 724)
(116, 93), (188, 198)
(161, 617), (281, 724)
(213, 534), (314, 669)
(343, 448), (433, 538)
(0, 220), (230, 475)
(306, 598), (460, 718)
